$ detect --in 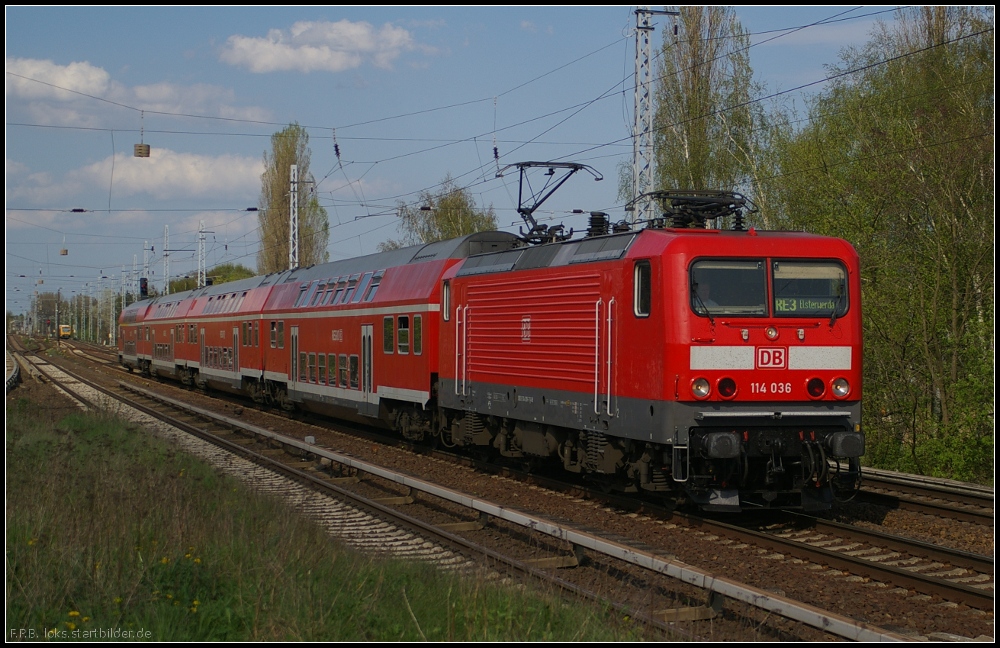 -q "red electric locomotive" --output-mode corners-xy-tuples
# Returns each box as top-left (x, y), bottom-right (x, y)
(119, 191), (864, 512)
